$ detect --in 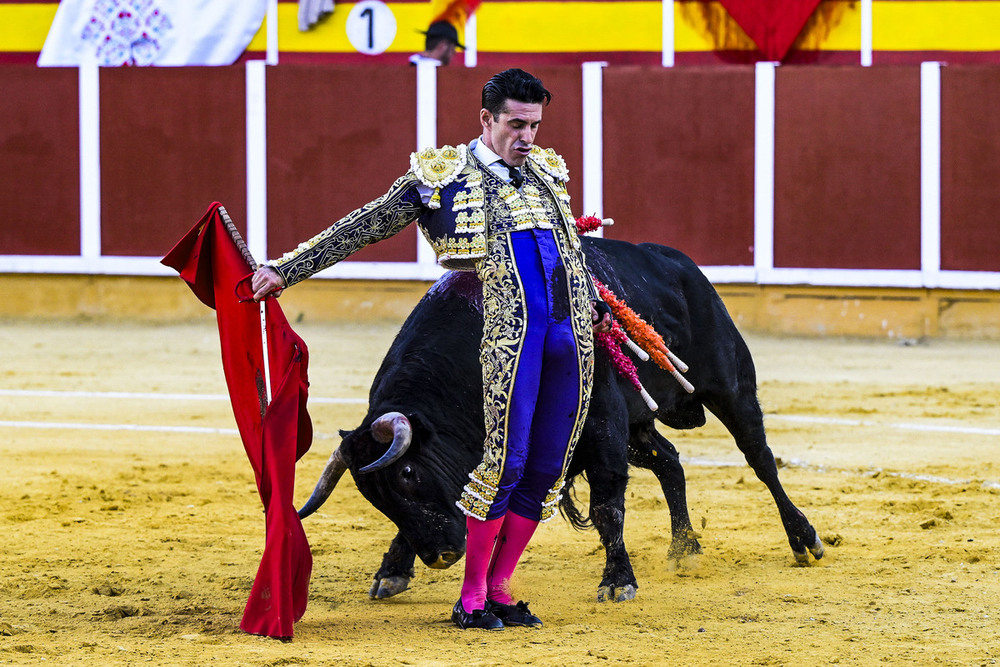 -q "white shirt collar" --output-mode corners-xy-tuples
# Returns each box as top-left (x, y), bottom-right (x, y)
(470, 137), (527, 186)
(470, 137), (504, 166)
